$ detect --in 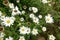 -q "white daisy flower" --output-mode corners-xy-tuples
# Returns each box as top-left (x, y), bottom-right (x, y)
(12, 6), (21, 16)
(49, 35), (56, 40)
(0, 16), (5, 21)
(19, 26), (27, 34)
(38, 15), (42, 19)
(33, 17), (39, 24)
(29, 13), (35, 18)
(42, 27), (46, 32)
(19, 36), (25, 40)
(6, 36), (13, 40)
(9, 3), (14, 9)
(48, 4), (52, 6)
(20, 17), (24, 21)
(32, 7), (38, 13)
(0, 11), (2, 16)
(42, 0), (51, 4)
(0, 12), (6, 21)
(29, 7), (32, 11)
(42, 0), (48, 4)
(2, 17), (15, 27)
(45, 15), (54, 23)
(26, 27), (31, 34)
(21, 10), (25, 15)
(32, 28), (38, 35)
(0, 32), (5, 37)
(10, 16), (15, 21)
(17, 0), (20, 3)
(0, 37), (3, 40)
